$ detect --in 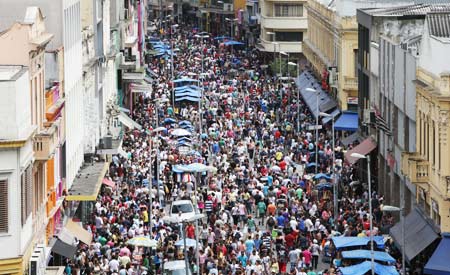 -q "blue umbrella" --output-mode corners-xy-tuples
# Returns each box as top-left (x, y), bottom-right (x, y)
(214, 35), (231, 40)
(224, 40), (244, 46)
(173, 78), (199, 83)
(177, 137), (192, 142)
(306, 162), (317, 168)
(315, 183), (332, 190)
(164, 118), (177, 124)
(175, 96), (201, 102)
(179, 120), (192, 126)
(174, 85), (201, 91)
(314, 173), (332, 180)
